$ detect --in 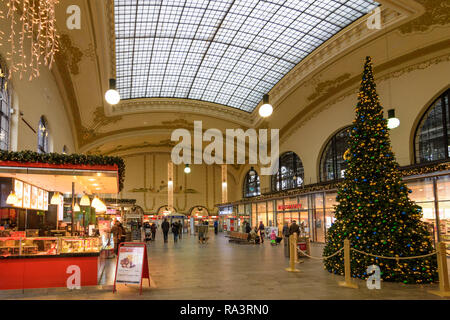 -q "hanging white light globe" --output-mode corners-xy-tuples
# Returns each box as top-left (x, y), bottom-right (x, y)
(105, 79), (121, 105)
(74, 203), (81, 212)
(6, 191), (18, 206)
(91, 196), (102, 209)
(184, 164), (191, 174)
(51, 192), (61, 205)
(387, 109), (400, 129)
(80, 194), (91, 206)
(259, 94), (273, 118)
